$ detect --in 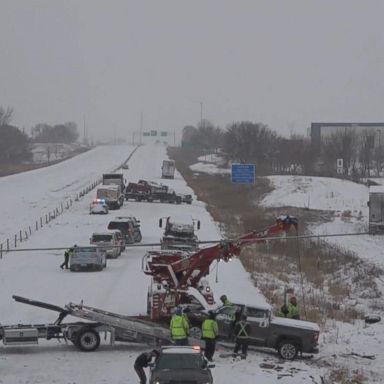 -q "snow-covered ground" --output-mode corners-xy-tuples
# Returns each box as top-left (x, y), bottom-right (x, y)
(190, 153), (230, 175)
(1, 146), (383, 383)
(2, 144), (318, 384)
(188, 161), (384, 382)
